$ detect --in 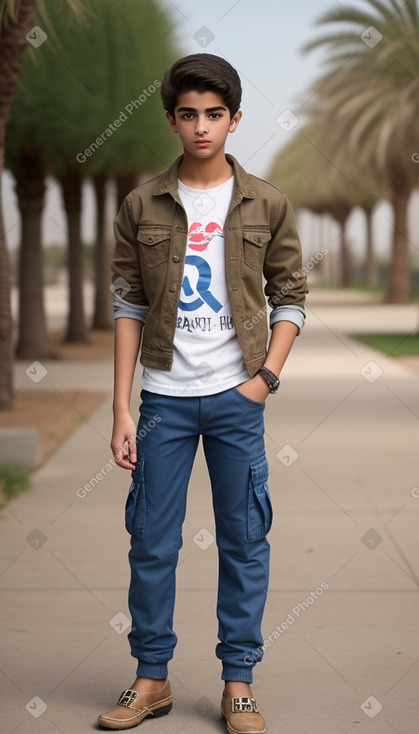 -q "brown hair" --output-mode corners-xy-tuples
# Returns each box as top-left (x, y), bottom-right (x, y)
(161, 53), (242, 118)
